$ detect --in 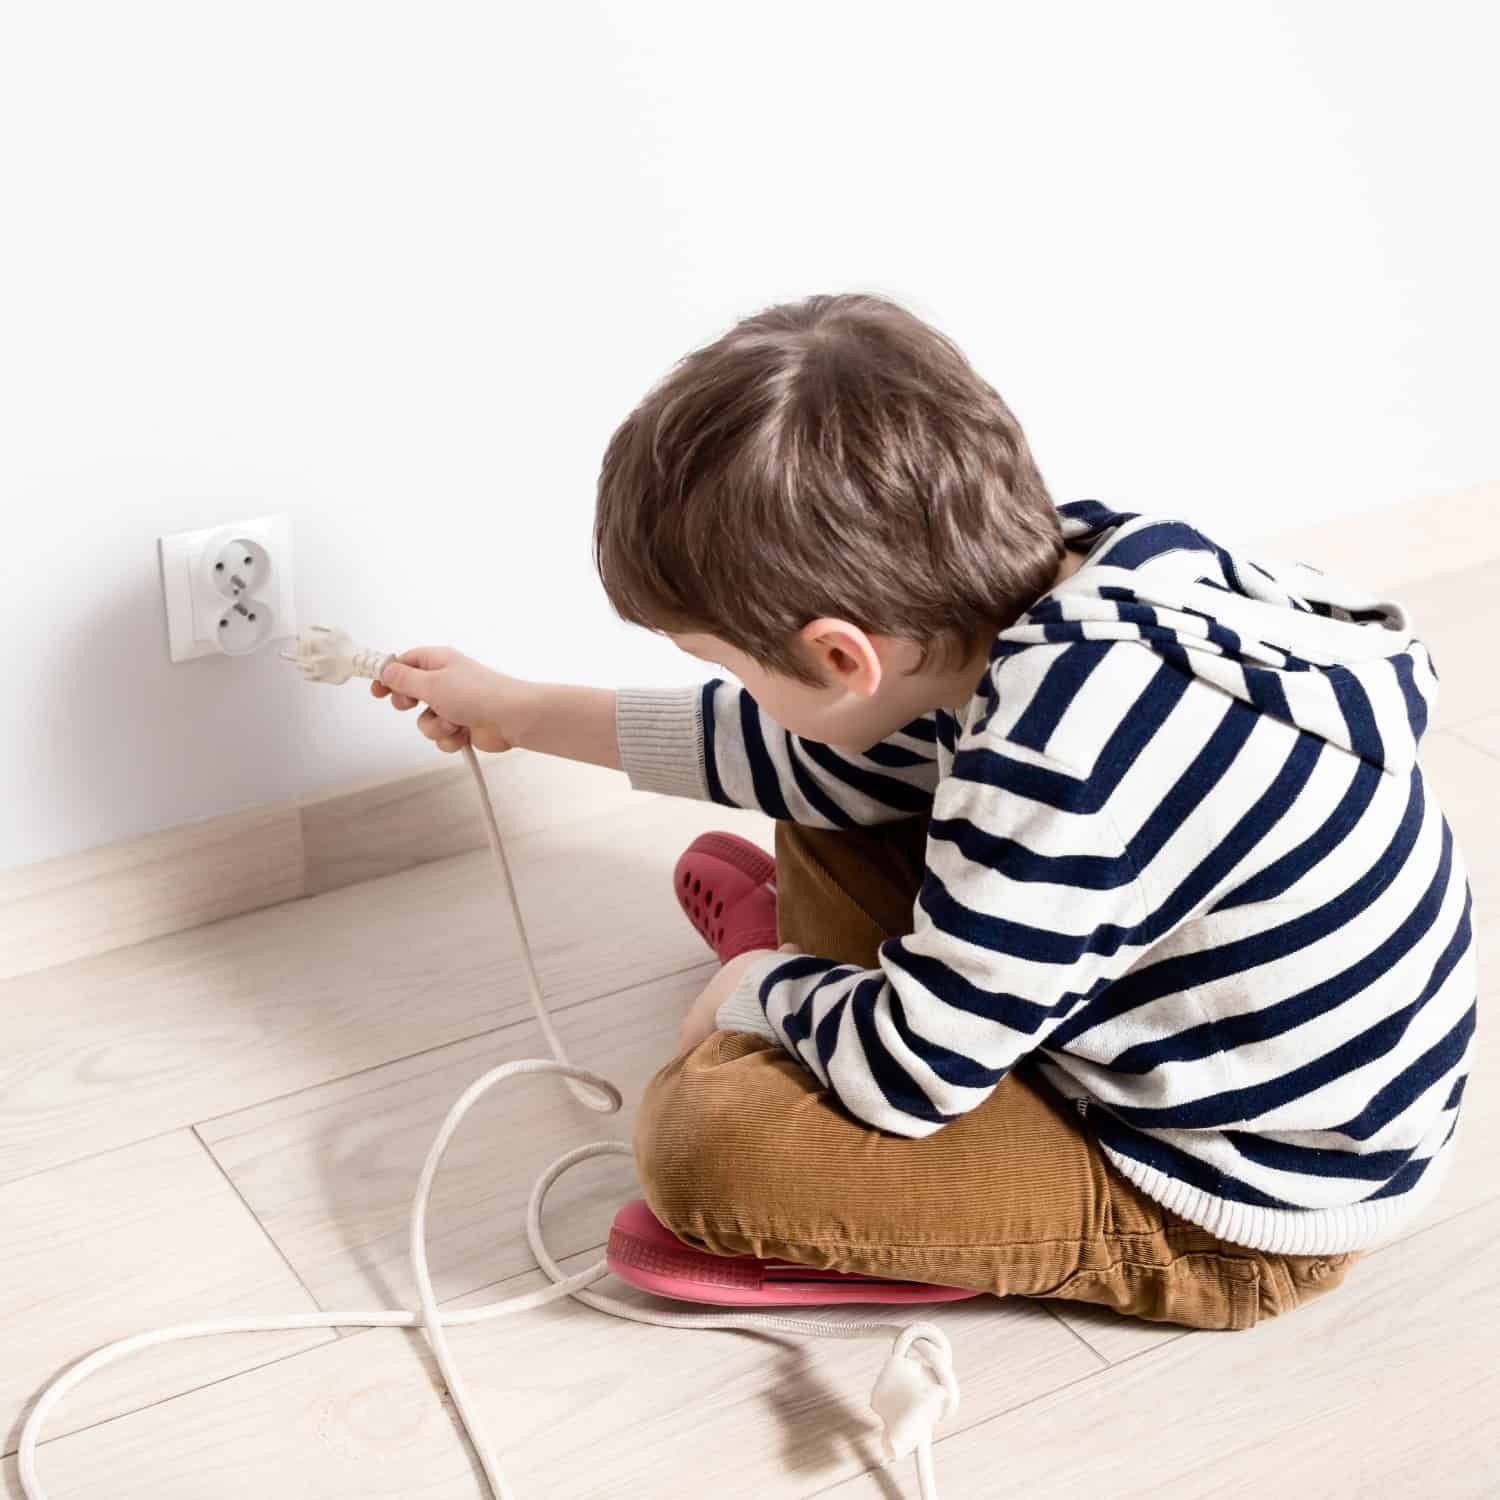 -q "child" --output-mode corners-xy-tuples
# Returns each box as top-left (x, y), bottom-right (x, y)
(375, 293), (1476, 1331)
